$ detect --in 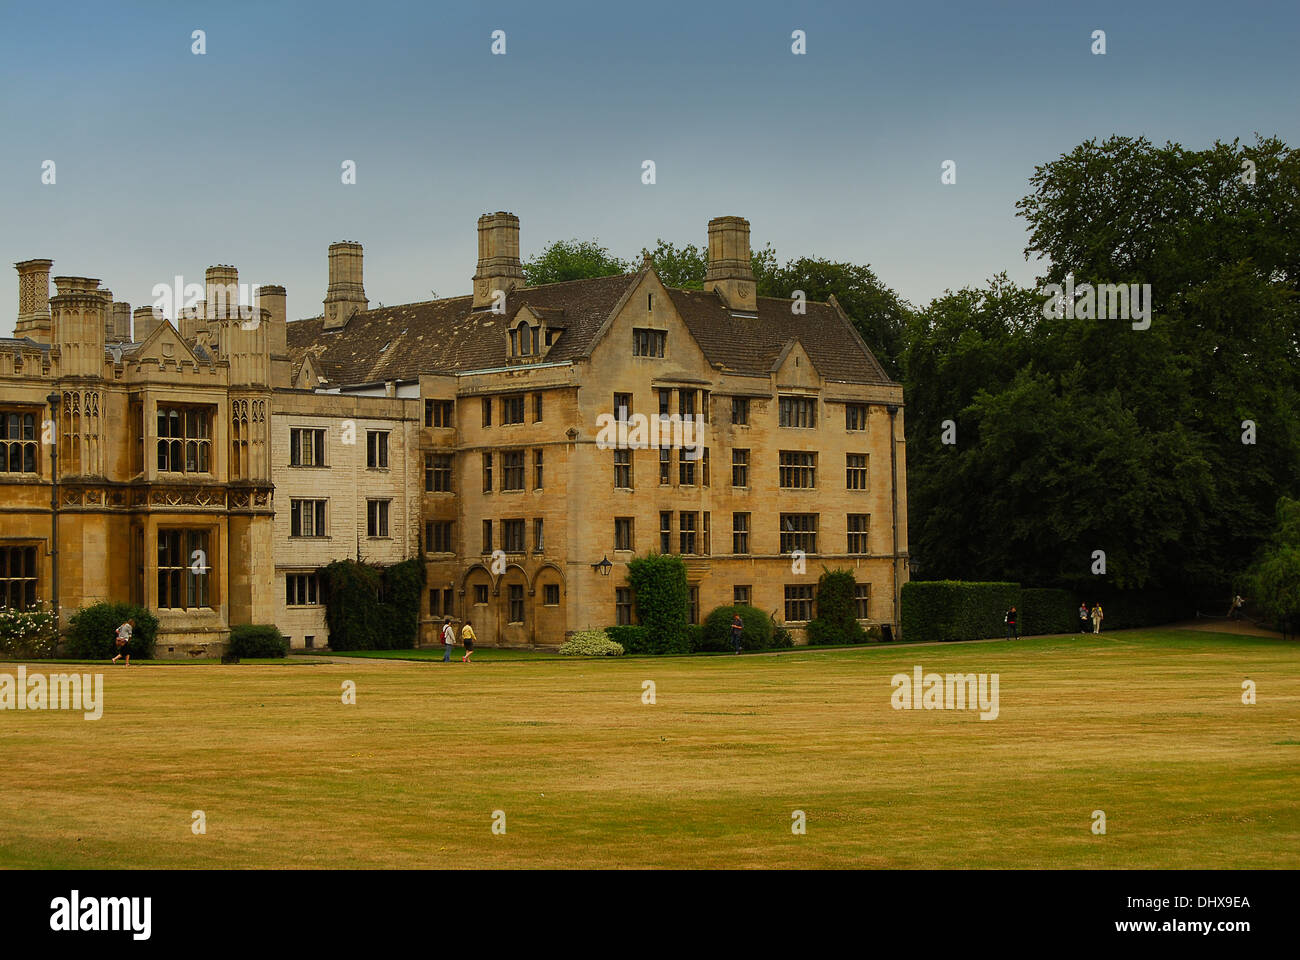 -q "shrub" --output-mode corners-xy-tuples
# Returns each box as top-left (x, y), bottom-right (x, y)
(772, 622), (795, 648)
(900, 581), (1020, 643)
(807, 568), (868, 645)
(322, 558), (426, 651)
(65, 602), (158, 659)
(227, 624), (288, 658)
(1020, 588), (1075, 635)
(699, 605), (775, 652)
(0, 606), (58, 659)
(605, 625), (651, 654)
(625, 554), (690, 654)
(559, 629), (624, 657)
